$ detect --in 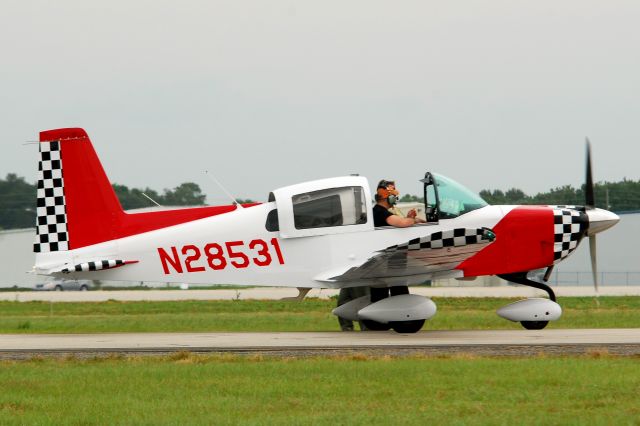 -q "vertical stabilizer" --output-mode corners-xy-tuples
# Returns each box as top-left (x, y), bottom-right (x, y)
(34, 128), (256, 255)
(34, 128), (124, 252)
